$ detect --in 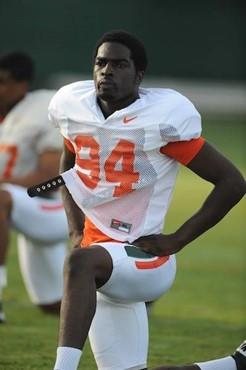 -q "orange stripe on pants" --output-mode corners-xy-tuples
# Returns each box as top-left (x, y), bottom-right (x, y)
(135, 256), (170, 270)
